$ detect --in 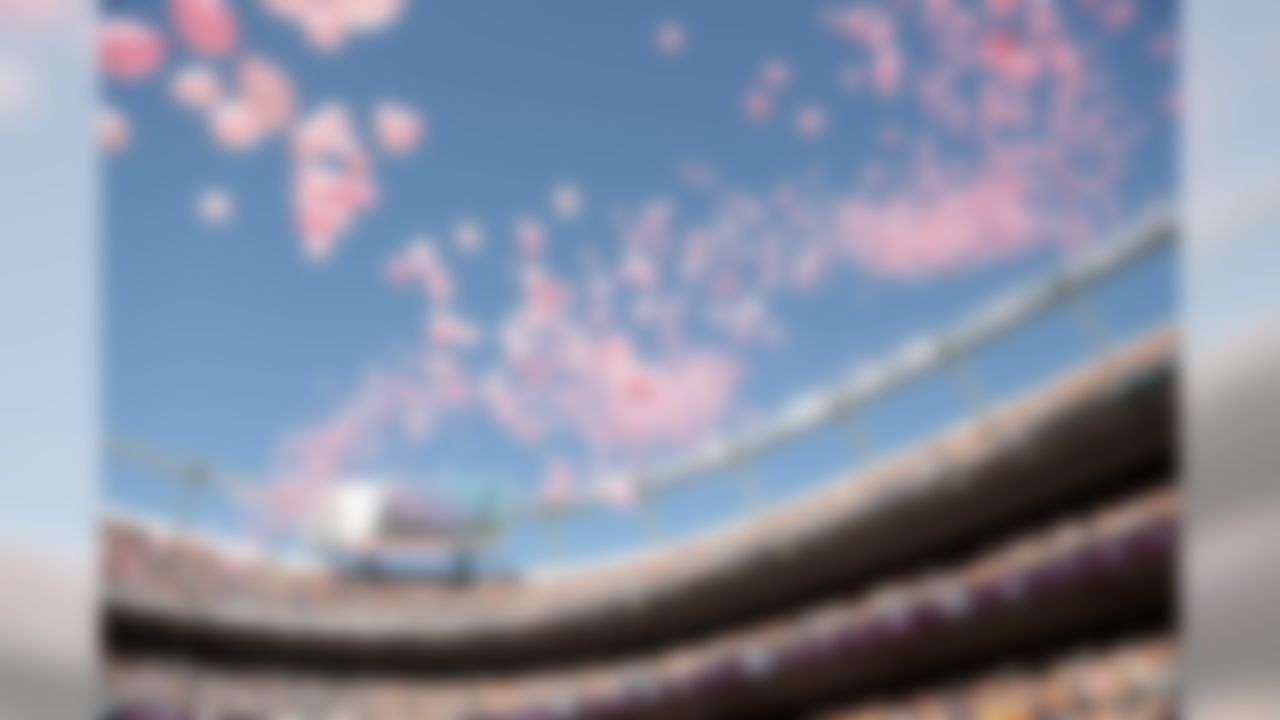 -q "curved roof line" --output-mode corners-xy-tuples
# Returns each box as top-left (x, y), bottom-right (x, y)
(105, 206), (1176, 548)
